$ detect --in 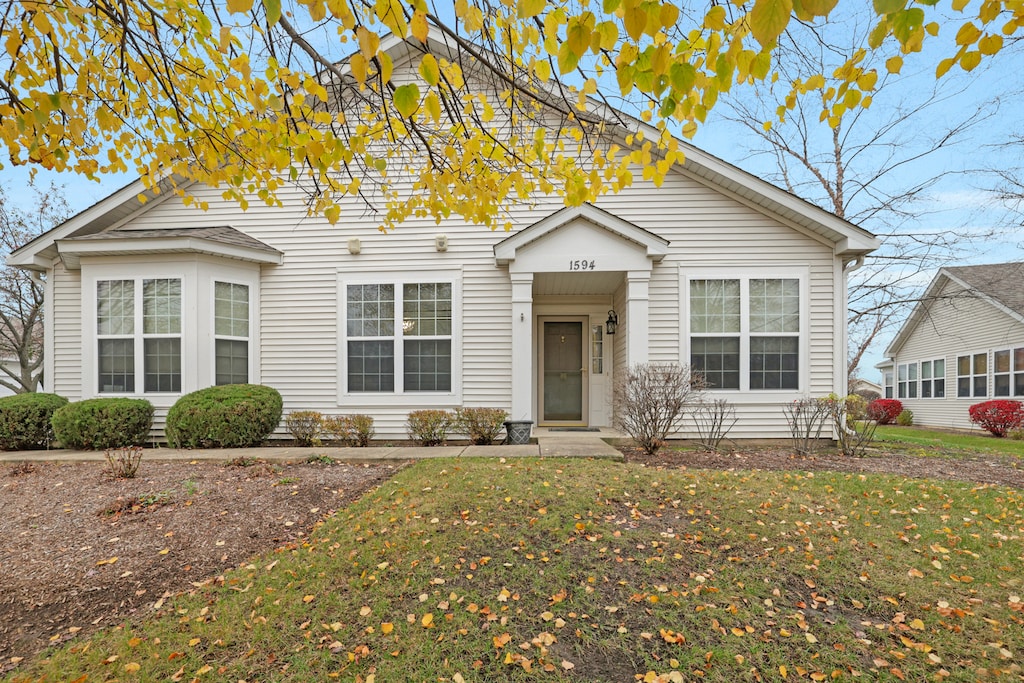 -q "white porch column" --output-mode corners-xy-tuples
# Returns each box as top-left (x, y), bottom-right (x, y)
(625, 271), (650, 366)
(510, 273), (534, 421)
